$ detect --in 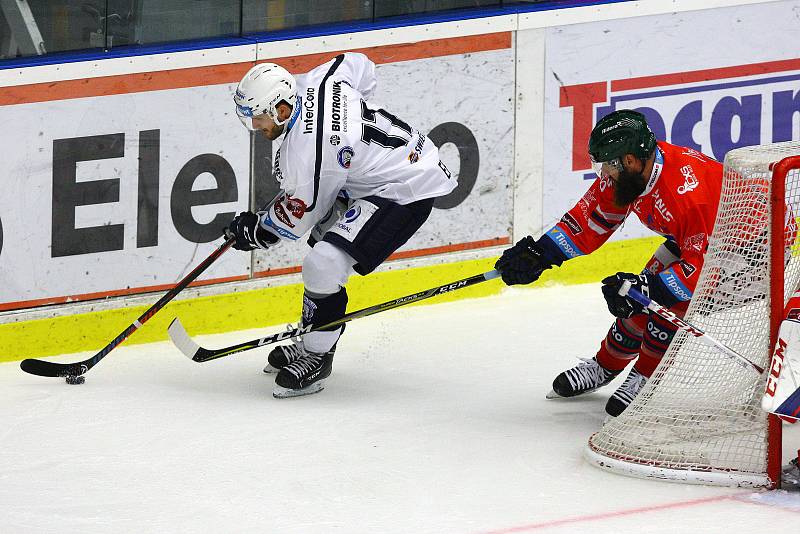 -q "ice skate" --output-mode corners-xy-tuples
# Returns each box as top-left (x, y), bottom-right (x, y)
(273, 349), (335, 398)
(263, 326), (306, 374)
(782, 457), (800, 490)
(546, 357), (621, 399)
(604, 367), (647, 417)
